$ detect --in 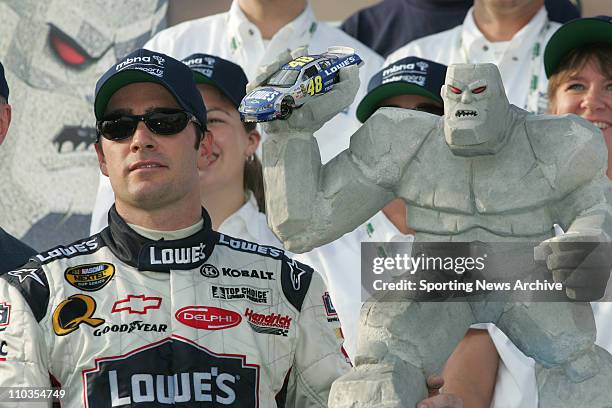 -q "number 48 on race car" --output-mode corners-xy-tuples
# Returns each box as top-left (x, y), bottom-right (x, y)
(239, 46), (363, 123)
